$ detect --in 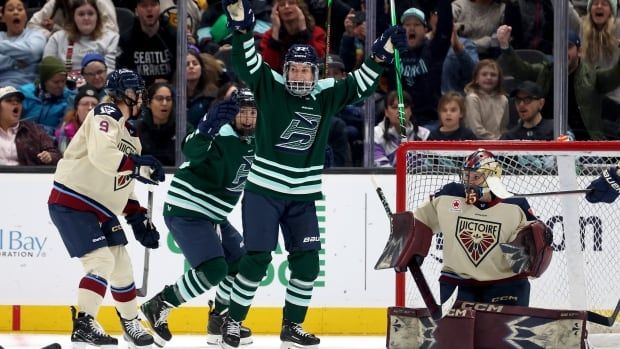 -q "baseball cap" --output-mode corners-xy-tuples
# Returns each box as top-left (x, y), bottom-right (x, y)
(0, 86), (25, 101)
(510, 81), (544, 99)
(326, 54), (345, 71)
(401, 7), (426, 26)
(569, 31), (581, 48)
(81, 52), (107, 73)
